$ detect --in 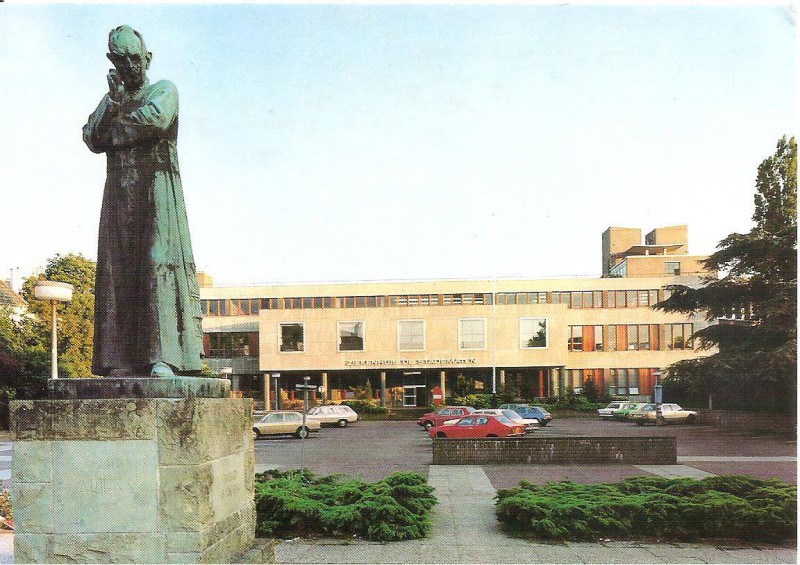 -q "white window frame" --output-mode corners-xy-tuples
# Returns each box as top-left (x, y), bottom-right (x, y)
(397, 319), (426, 352)
(458, 318), (487, 350)
(337, 320), (366, 352)
(519, 317), (548, 349)
(278, 321), (305, 354)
